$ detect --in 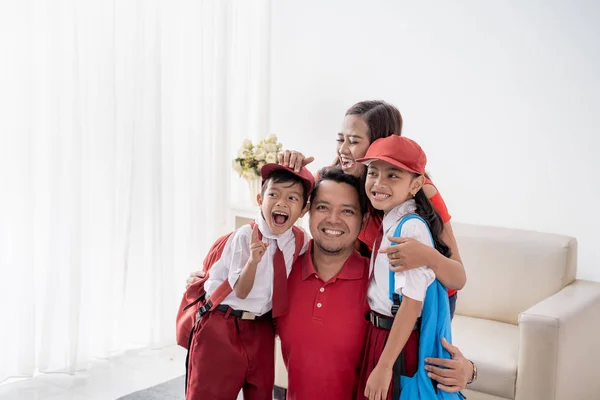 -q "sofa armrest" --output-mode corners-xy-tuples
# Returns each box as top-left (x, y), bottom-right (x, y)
(516, 279), (600, 400)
